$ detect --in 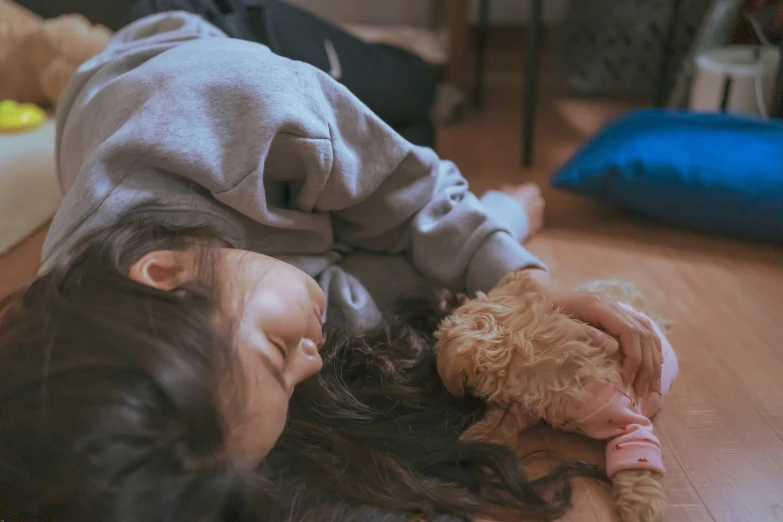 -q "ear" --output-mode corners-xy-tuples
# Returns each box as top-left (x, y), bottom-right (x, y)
(128, 250), (196, 291)
(434, 321), (474, 396)
(435, 342), (467, 396)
